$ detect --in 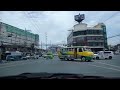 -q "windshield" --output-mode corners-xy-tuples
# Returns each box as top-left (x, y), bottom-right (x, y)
(0, 11), (120, 78)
